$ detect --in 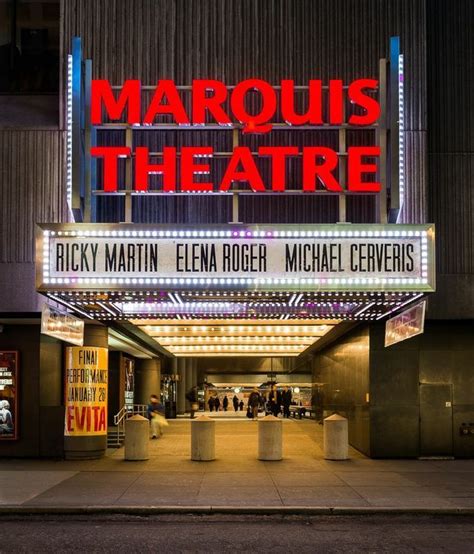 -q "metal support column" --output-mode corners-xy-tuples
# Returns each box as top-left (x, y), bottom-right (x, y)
(192, 358), (198, 388)
(177, 358), (186, 414)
